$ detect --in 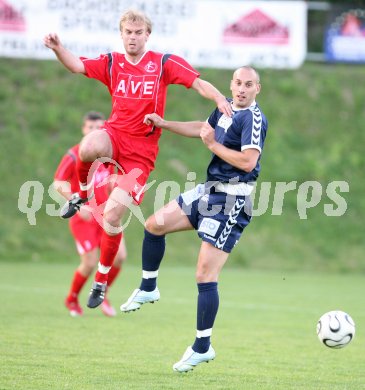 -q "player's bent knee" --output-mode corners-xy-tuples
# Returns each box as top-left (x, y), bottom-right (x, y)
(102, 212), (122, 234)
(79, 143), (99, 161)
(144, 216), (164, 235)
(79, 133), (111, 161)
